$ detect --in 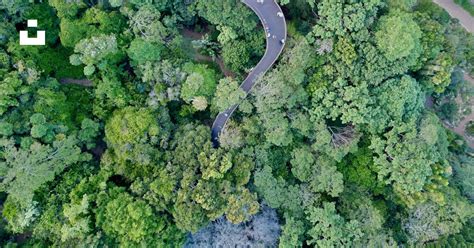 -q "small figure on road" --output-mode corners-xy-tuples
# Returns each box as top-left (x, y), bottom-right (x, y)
(257, 0), (264, 4)
(277, 12), (284, 17)
(280, 39), (285, 45)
